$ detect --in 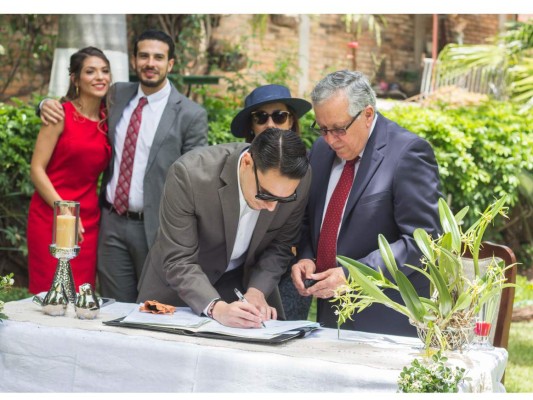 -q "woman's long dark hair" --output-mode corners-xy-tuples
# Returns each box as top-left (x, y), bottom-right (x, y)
(60, 46), (111, 133)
